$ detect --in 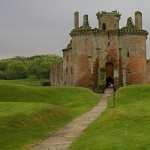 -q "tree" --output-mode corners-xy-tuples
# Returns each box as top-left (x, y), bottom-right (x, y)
(0, 71), (5, 79)
(6, 61), (28, 79)
(0, 54), (62, 80)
